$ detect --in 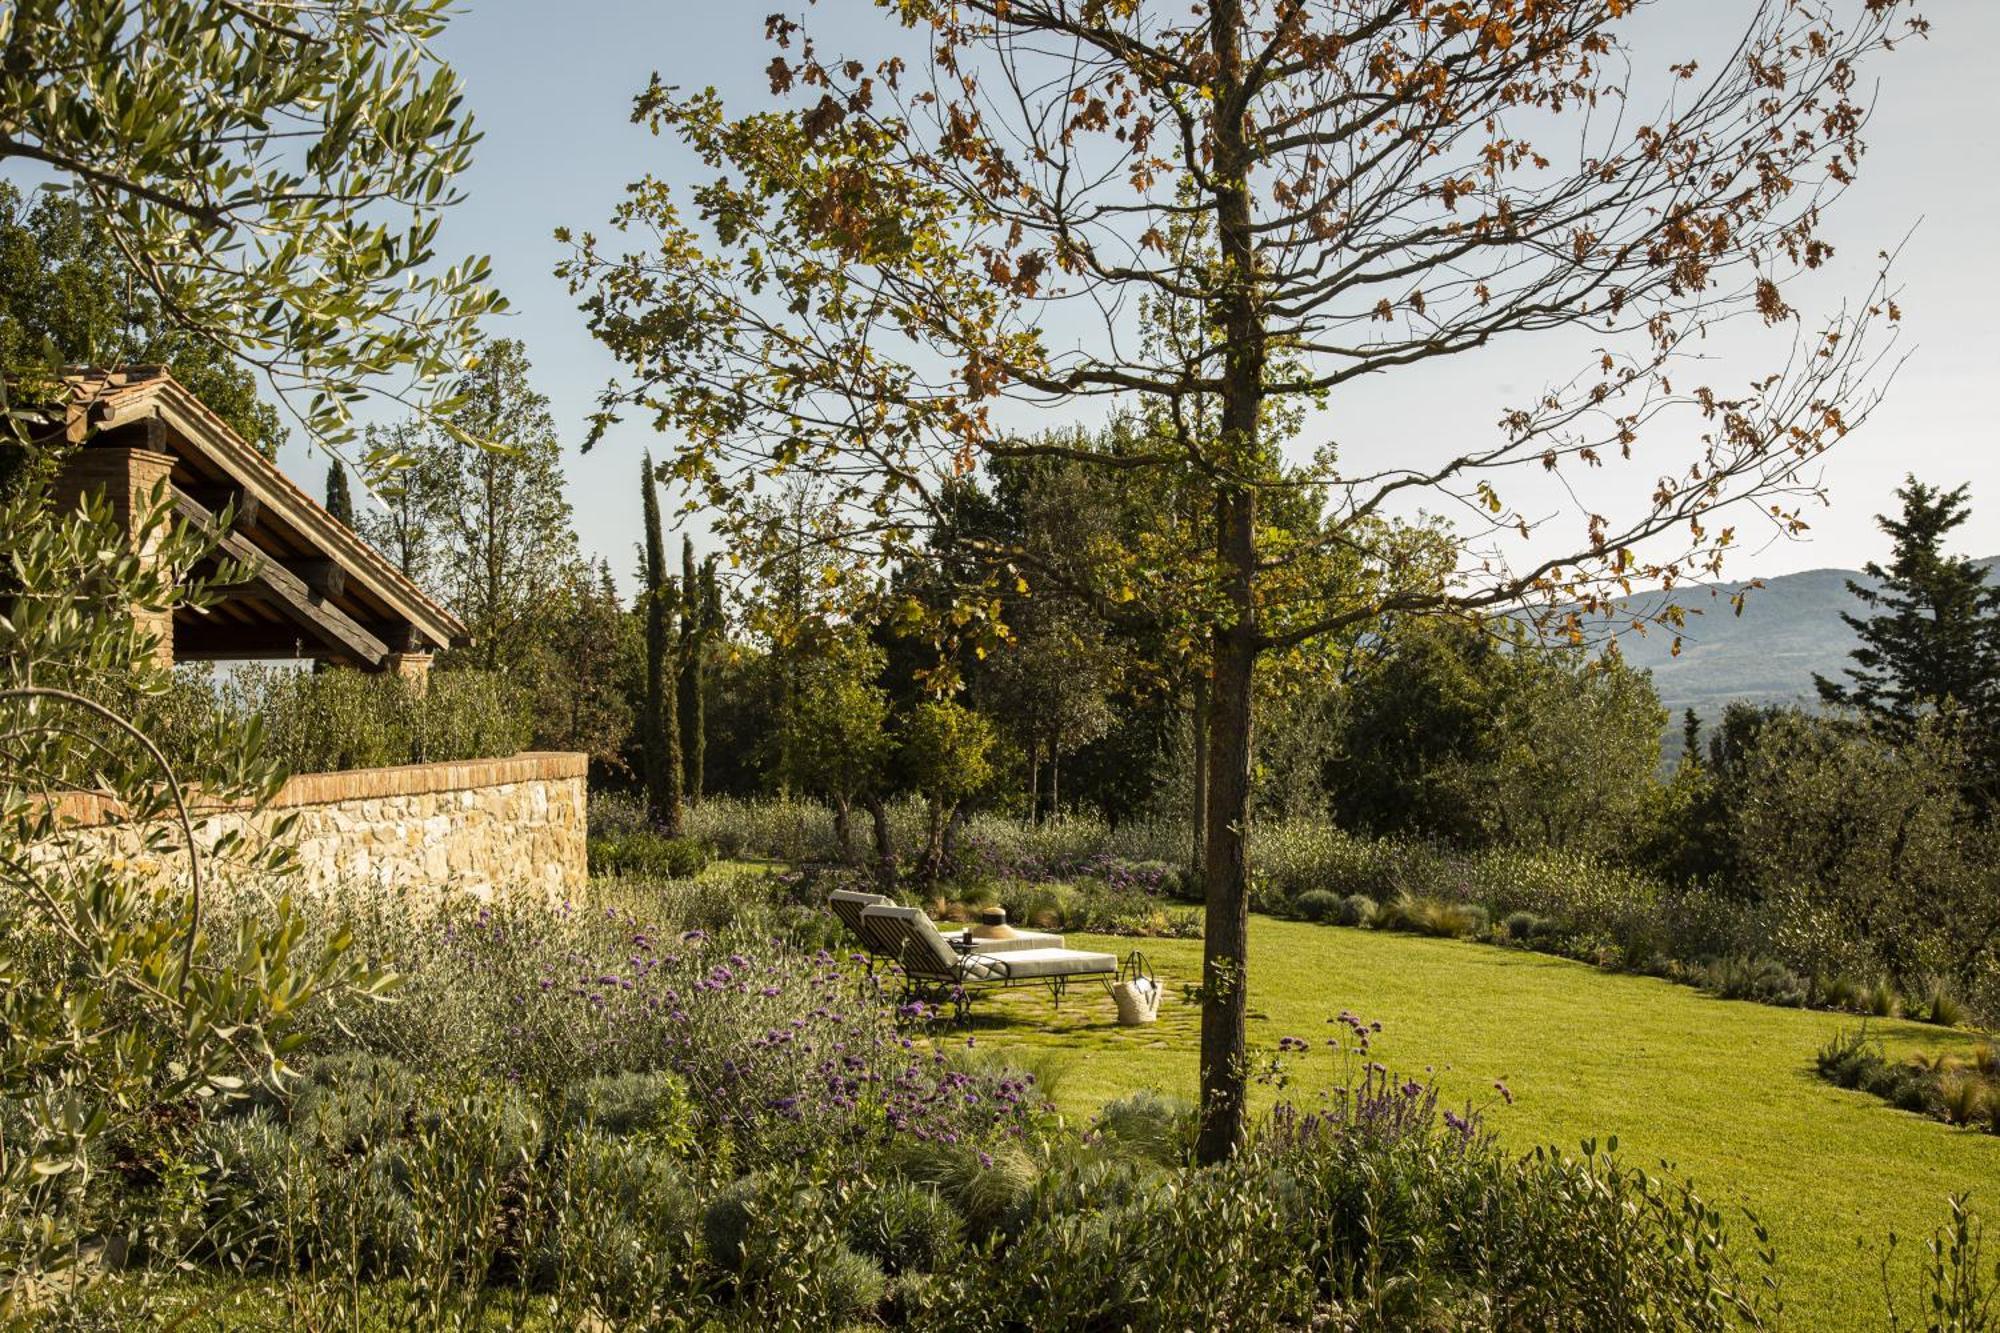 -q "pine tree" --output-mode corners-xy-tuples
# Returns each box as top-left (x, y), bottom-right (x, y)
(1816, 478), (2000, 731)
(1816, 477), (2000, 801)
(639, 455), (683, 835)
(324, 459), (355, 526)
